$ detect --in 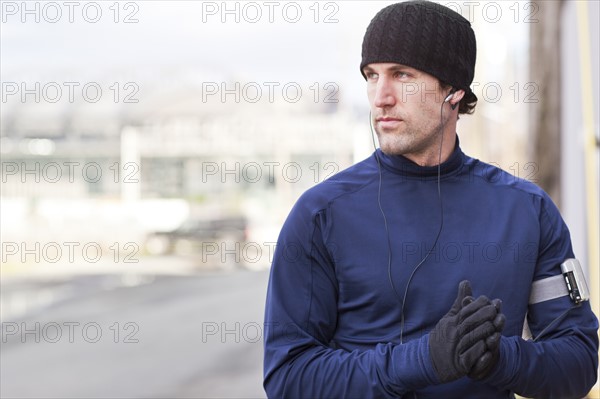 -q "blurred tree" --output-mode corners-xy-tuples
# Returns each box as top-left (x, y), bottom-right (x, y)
(529, 0), (563, 205)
